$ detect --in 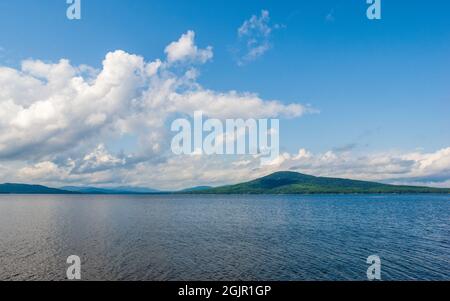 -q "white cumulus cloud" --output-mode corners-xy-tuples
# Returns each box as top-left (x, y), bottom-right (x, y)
(0, 30), (309, 188)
